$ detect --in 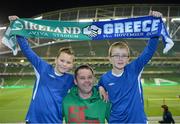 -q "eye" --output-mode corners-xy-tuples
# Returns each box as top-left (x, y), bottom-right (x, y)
(88, 76), (93, 80)
(111, 54), (128, 59)
(66, 61), (72, 65)
(79, 77), (85, 80)
(58, 58), (63, 62)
